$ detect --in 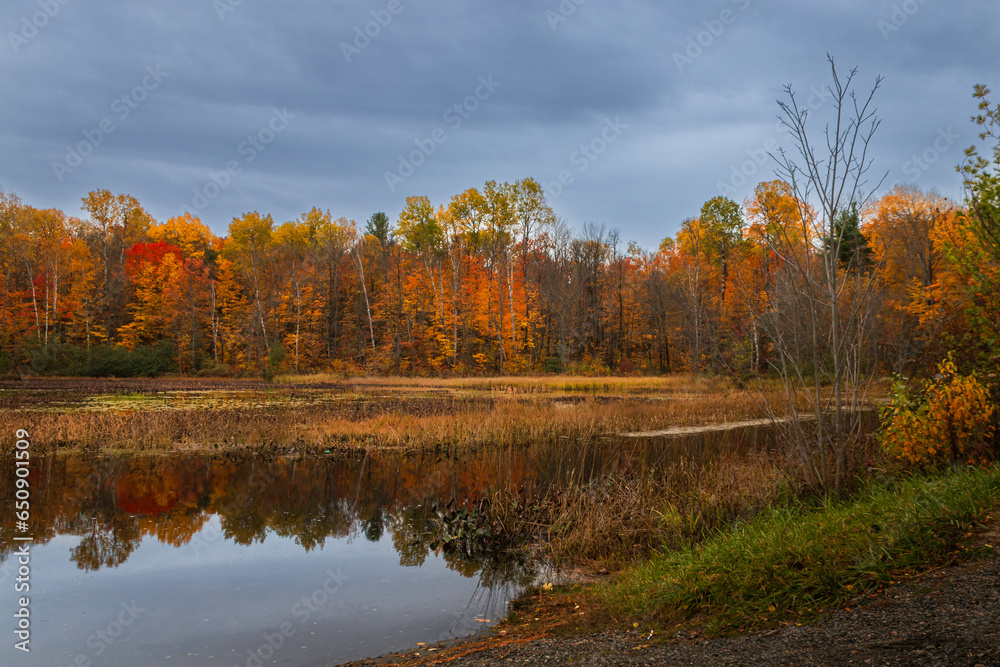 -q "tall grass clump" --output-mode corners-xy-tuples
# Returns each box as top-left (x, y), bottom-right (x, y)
(479, 445), (793, 567)
(605, 464), (1000, 633)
